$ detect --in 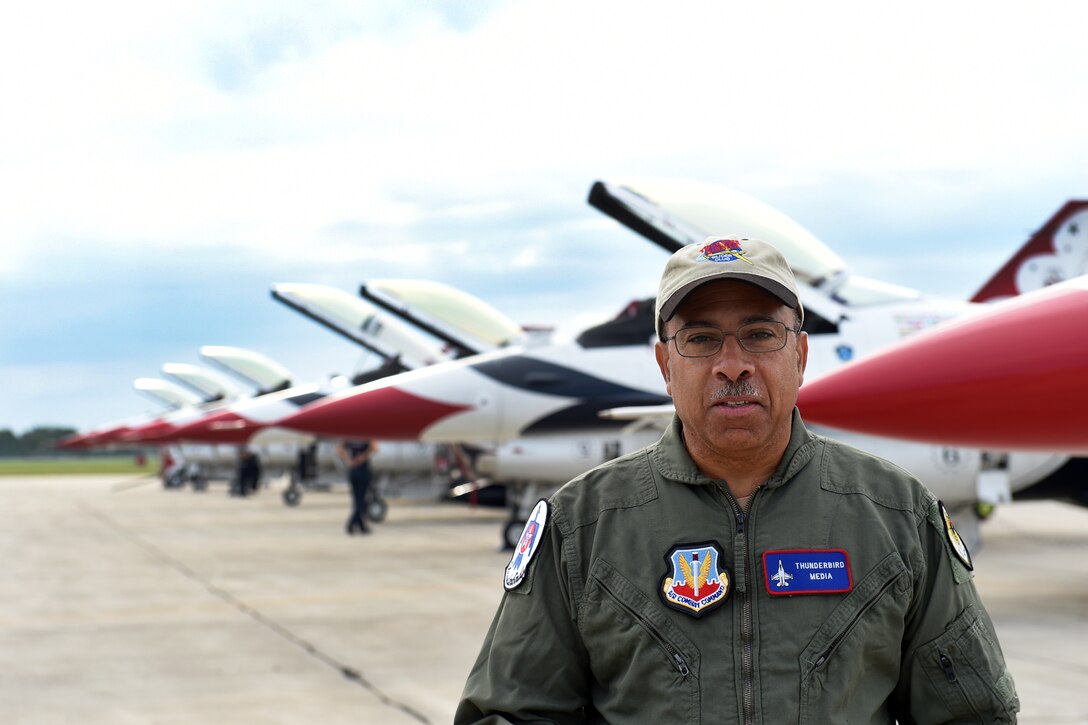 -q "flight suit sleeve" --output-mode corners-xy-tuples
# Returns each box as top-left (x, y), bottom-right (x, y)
(455, 512), (592, 724)
(891, 499), (1019, 724)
